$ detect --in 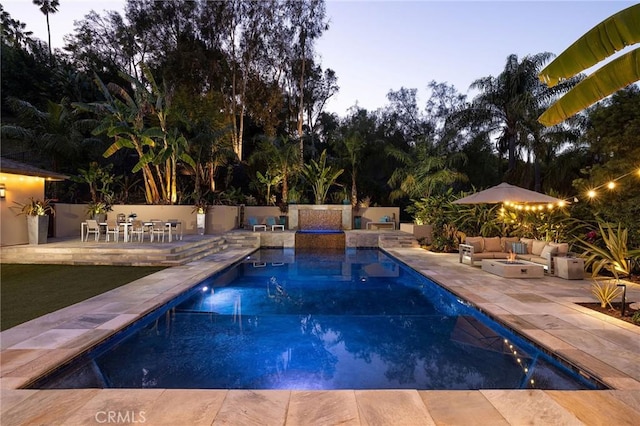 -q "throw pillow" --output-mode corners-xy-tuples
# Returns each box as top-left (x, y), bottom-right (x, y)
(532, 240), (547, 256)
(540, 244), (558, 260)
(501, 237), (519, 252)
(549, 242), (569, 256)
(520, 238), (534, 254)
(511, 242), (528, 254)
(466, 237), (484, 252)
(484, 237), (502, 252)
